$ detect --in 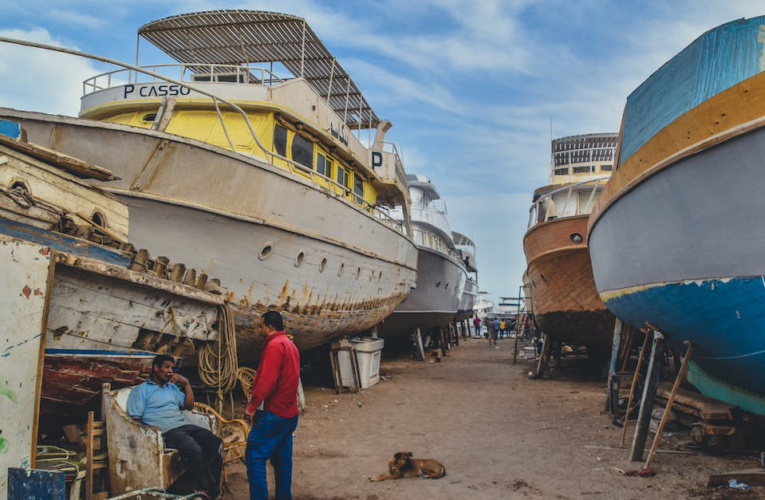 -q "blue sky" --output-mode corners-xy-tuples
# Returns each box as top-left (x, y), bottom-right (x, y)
(0, 0), (761, 305)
